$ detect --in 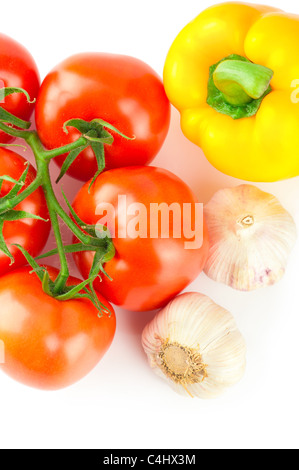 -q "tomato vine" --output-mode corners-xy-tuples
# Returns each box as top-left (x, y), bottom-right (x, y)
(0, 88), (131, 314)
